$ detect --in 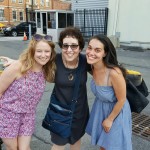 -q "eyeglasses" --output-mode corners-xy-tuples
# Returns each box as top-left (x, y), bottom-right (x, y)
(62, 44), (79, 50)
(33, 34), (52, 41)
